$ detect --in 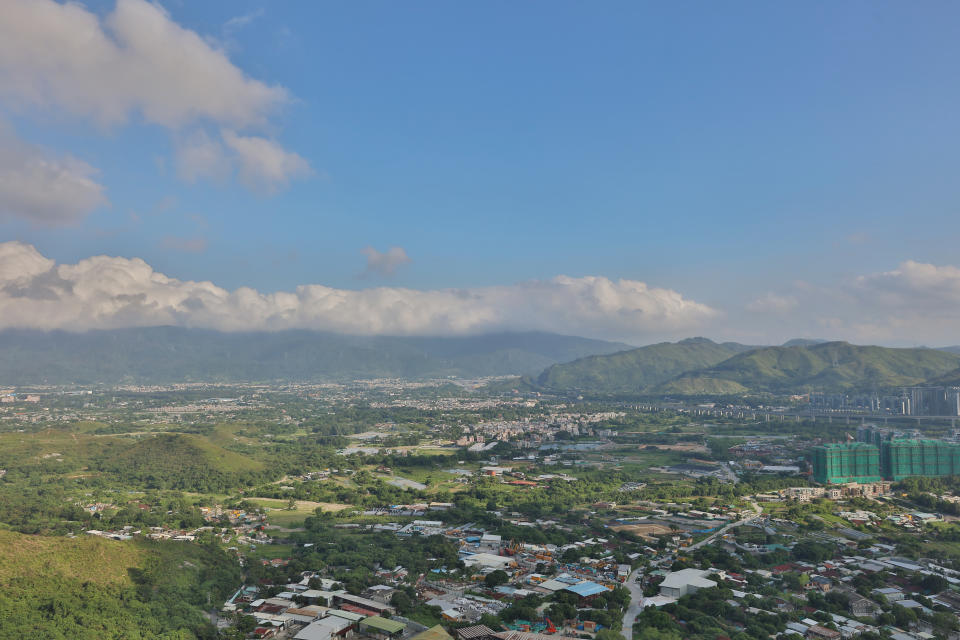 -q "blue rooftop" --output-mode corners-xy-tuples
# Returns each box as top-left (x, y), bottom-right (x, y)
(564, 581), (608, 598)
